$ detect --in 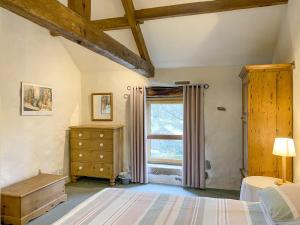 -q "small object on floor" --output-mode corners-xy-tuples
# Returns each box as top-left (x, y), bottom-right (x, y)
(1, 173), (67, 225)
(118, 172), (131, 185)
(120, 177), (130, 185)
